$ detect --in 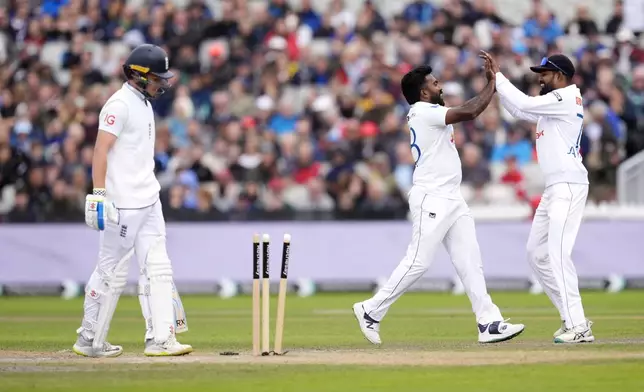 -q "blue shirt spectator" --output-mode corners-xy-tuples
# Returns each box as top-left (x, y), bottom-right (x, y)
(298, 2), (321, 32)
(523, 10), (564, 45)
(403, 1), (435, 25)
(268, 114), (298, 136)
(491, 131), (534, 166)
